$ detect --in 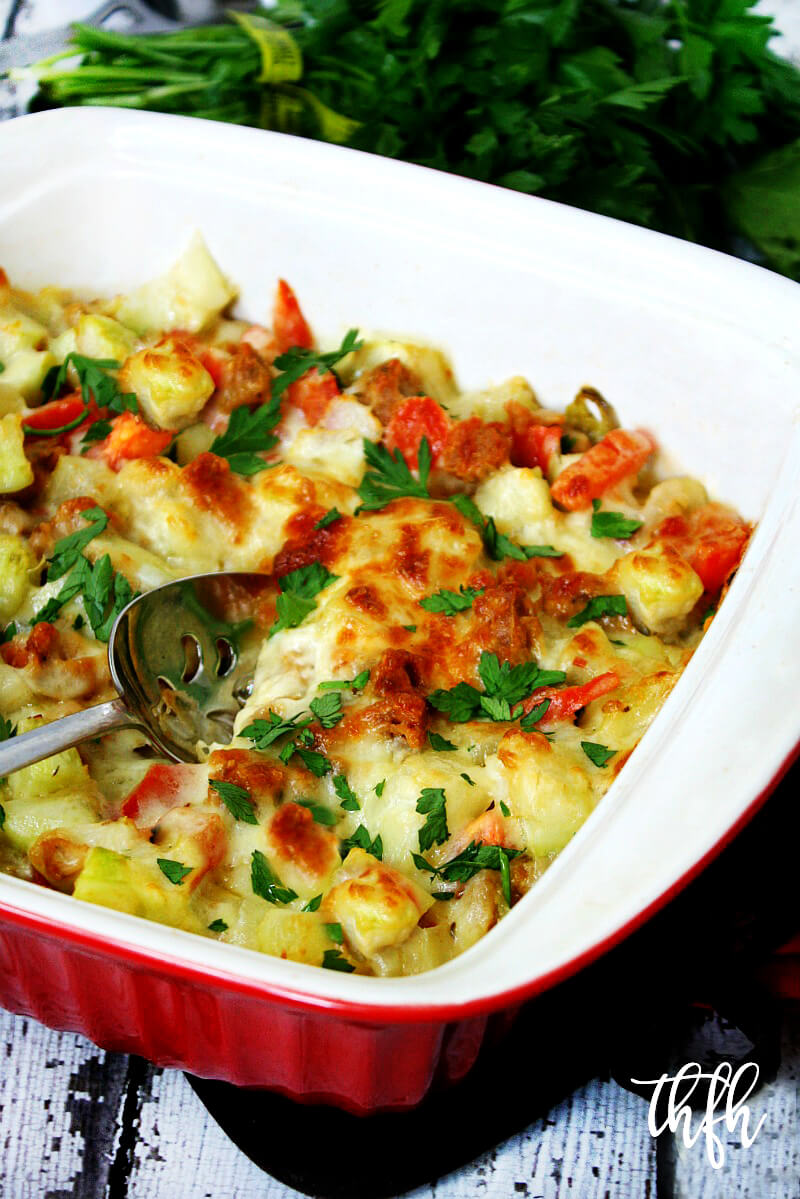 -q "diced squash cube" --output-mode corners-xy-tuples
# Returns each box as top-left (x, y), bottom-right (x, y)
(0, 306), (48, 357)
(73, 846), (203, 932)
(475, 464), (553, 527)
(486, 731), (594, 856)
(6, 716), (92, 801)
(49, 329), (78, 363)
(0, 533), (36, 622)
(75, 314), (138, 363)
(323, 848), (432, 957)
(609, 543), (703, 635)
(113, 233), (237, 335)
(1, 792), (98, 853)
(257, 909), (332, 966)
(119, 335), (214, 430)
(174, 422), (215, 466)
(284, 428), (366, 488)
(446, 376), (538, 422)
(0, 413), (34, 493)
(0, 349), (57, 399)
